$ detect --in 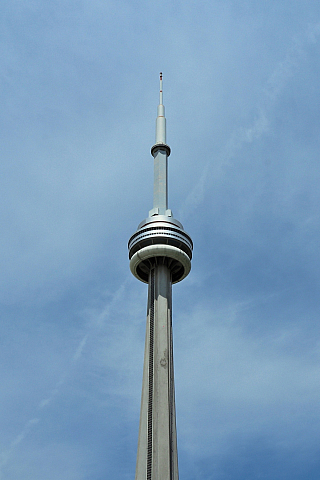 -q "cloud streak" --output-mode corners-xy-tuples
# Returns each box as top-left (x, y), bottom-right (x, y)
(1, 3), (320, 479)
(180, 20), (320, 221)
